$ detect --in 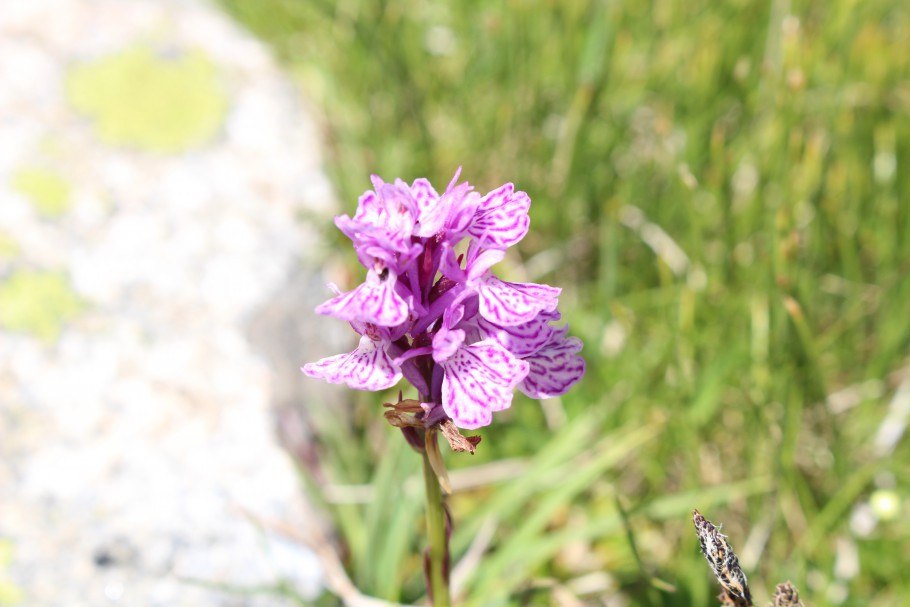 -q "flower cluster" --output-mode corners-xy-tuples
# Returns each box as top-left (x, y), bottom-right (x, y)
(303, 170), (585, 430)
